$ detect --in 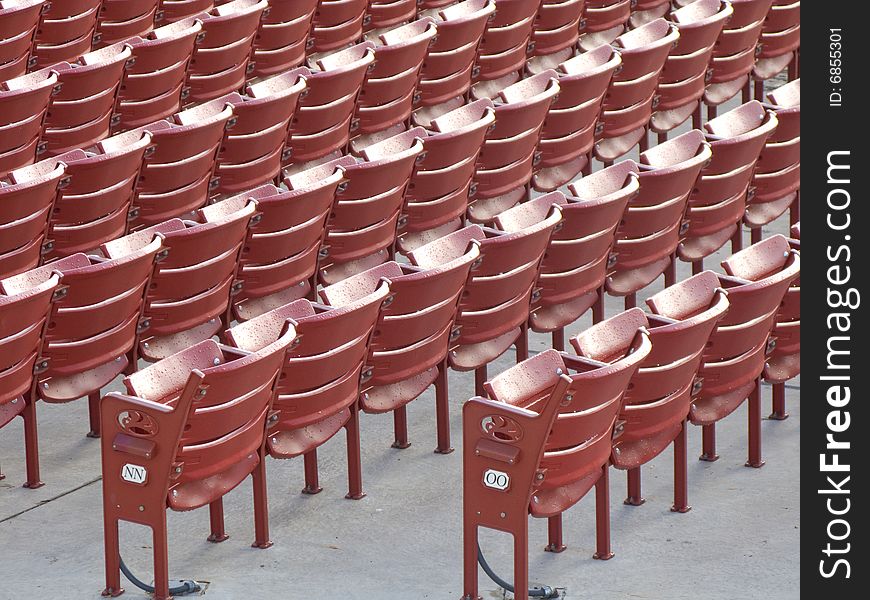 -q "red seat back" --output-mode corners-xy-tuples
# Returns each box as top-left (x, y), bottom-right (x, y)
(0, 158), (64, 278)
(0, 70), (58, 176)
